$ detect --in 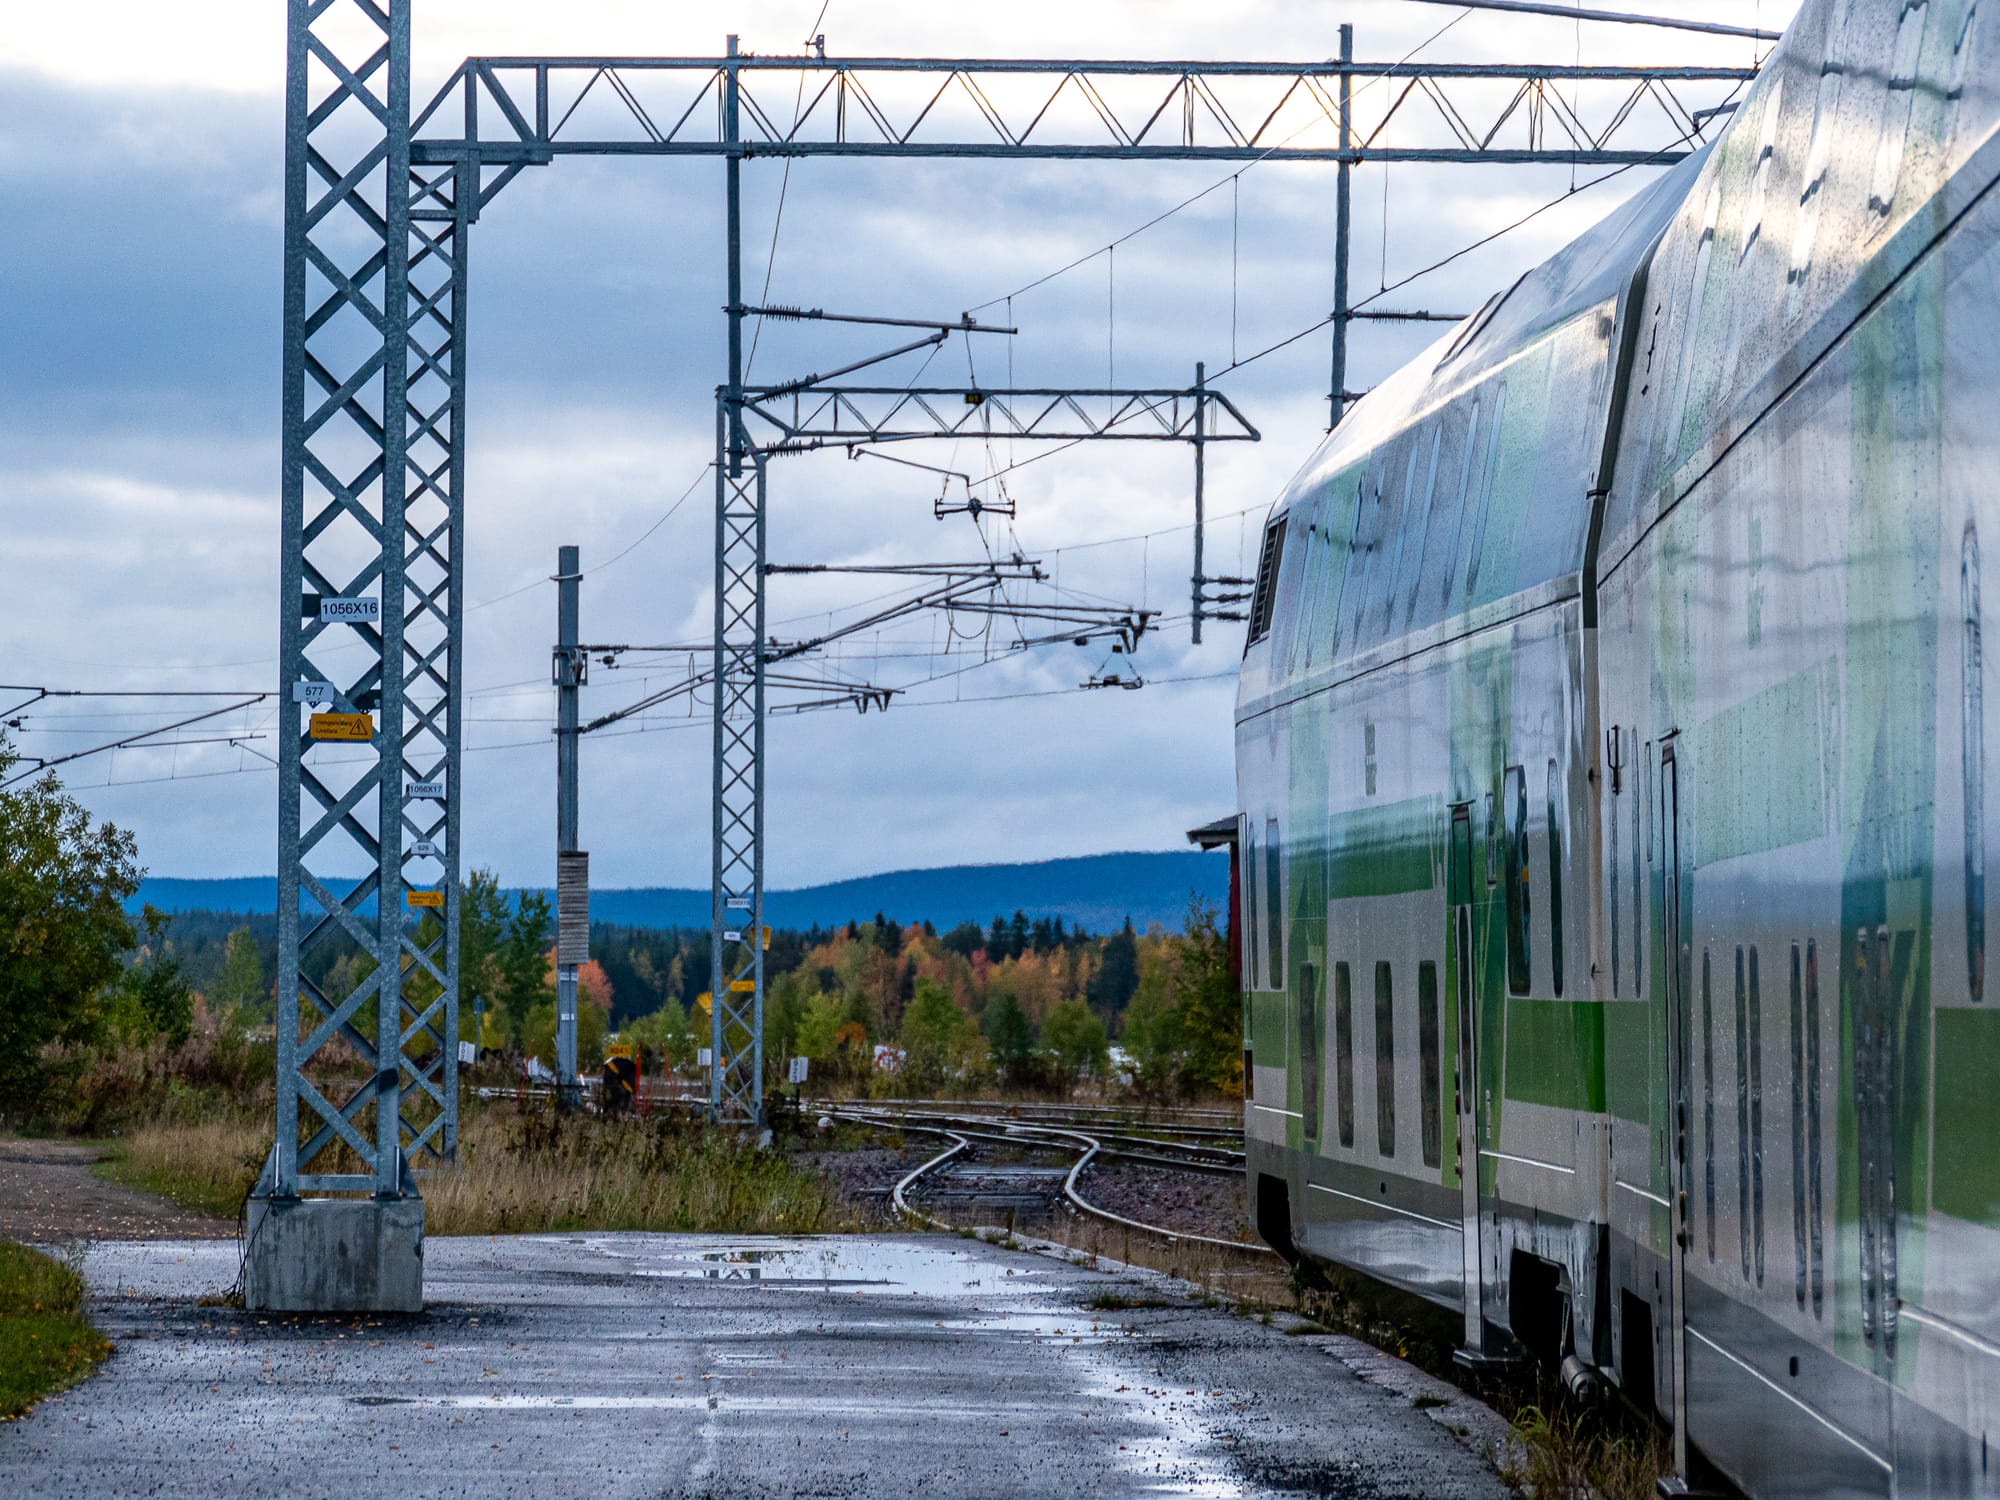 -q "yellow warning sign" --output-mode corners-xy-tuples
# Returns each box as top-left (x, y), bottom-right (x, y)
(407, 889), (444, 909)
(309, 712), (373, 742)
(604, 1041), (634, 1061)
(729, 978), (756, 993)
